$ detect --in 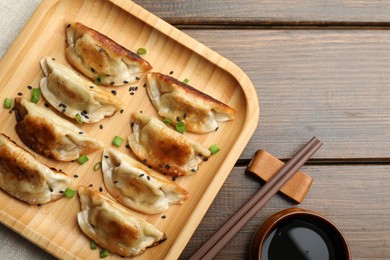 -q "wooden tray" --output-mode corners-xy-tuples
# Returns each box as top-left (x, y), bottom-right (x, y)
(0, 0), (259, 259)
